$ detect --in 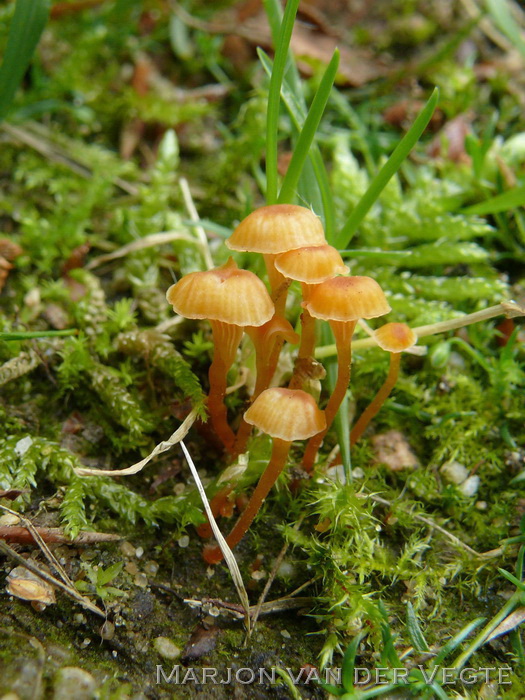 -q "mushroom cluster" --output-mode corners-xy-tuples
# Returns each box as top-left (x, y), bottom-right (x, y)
(166, 204), (417, 561)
